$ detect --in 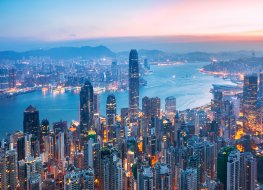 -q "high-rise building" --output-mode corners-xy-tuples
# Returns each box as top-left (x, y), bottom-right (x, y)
(74, 152), (84, 170)
(55, 132), (65, 164)
(243, 74), (258, 132)
(0, 68), (9, 91)
(42, 178), (55, 190)
(3, 149), (17, 190)
(65, 168), (94, 190)
(142, 96), (152, 120)
(137, 165), (154, 190)
(257, 71), (263, 132)
(153, 162), (171, 190)
(28, 172), (41, 190)
(194, 110), (207, 136)
(144, 59), (150, 70)
(142, 96), (161, 126)
(179, 168), (197, 190)
(189, 140), (216, 188)
(82, 168), (95, 190)
(65, 169), (81, 190)
(8, 68), (16, 88)
(55, 172), (64, 190)
(227, 150), (240, 190)
(99, 147), (122, 190)
(84, 138), (94, 169)
(106, 94), (116, 141)
(129, 49), (139, 122)
(151, 97), (161, 118)
(165, 96), (176, 114)
(80, 80), (94, 131)
(121, 108), (129, 126)
(17, 137), (25, 161)
(24, 134), (32, 158)
(94, 93), (100, 115)
(111, 61), (119, 81)
(217, 146), (235, 190)
(240, 152), (257, 190)
(40, 119), (49, 153)
(211, 91), (223, 124)
(23, 105), (40, 140)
